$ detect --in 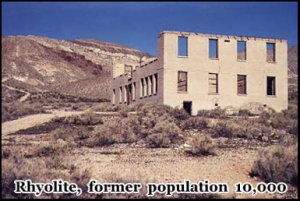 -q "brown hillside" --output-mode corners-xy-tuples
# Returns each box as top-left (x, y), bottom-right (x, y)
(1, 35), (155, 99)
